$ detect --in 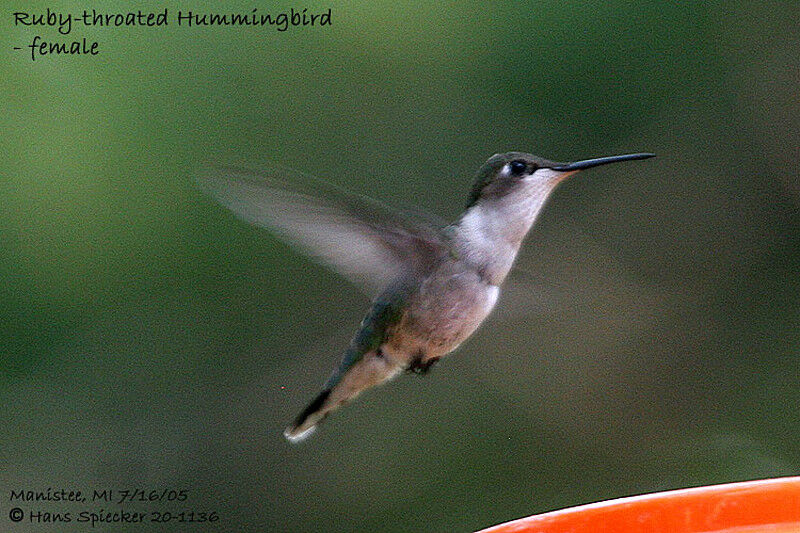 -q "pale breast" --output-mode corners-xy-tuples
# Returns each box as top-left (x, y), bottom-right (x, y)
(392, 268), (501, 358)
